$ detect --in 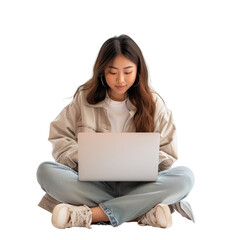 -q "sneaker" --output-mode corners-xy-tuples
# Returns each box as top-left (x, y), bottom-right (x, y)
(51, 203), (92, 229)
(138, 203), (172, 228)
(169, 201), (195, 222)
